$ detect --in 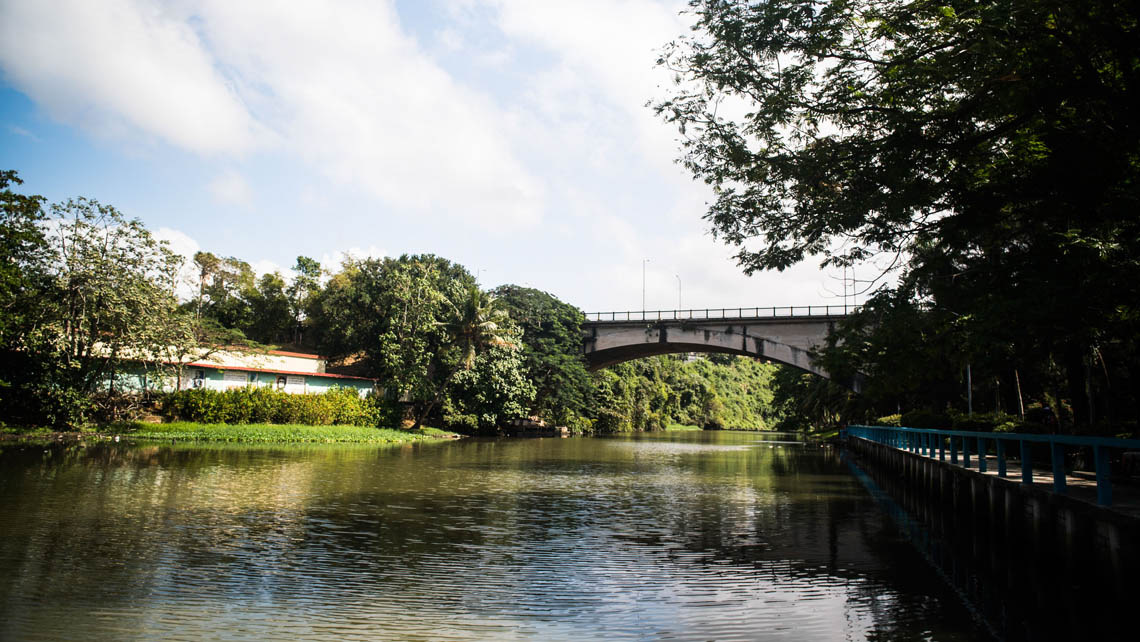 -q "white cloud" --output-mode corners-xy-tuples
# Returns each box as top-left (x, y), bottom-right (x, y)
(319, 246), (388, 274)
(207, 171), (254, 207)
(1, 0), (856, 313)
(489, 0), (691, 175)
(8, 125), (40, 141)
(0, 0), (545, 227)
(153, 226), (202, 300)
(249, 259), (286, 279)
(0, 0), (263, 155)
